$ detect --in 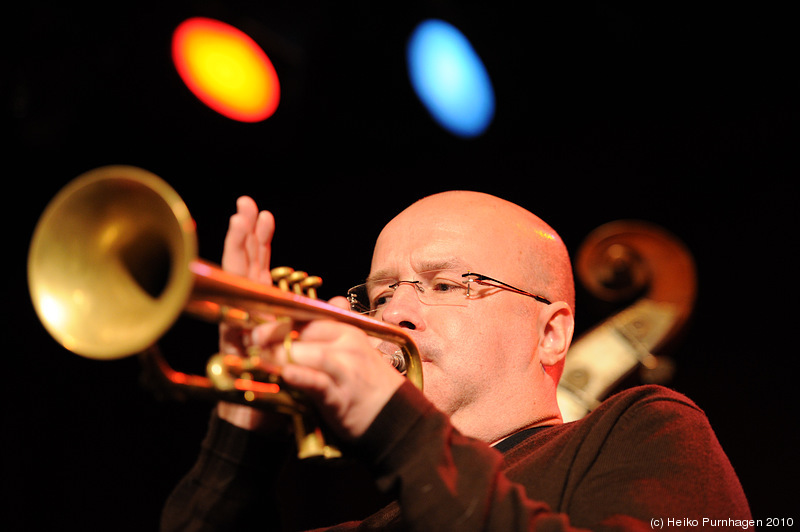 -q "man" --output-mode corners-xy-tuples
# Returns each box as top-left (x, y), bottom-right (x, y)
(162, 191), (751, 530)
